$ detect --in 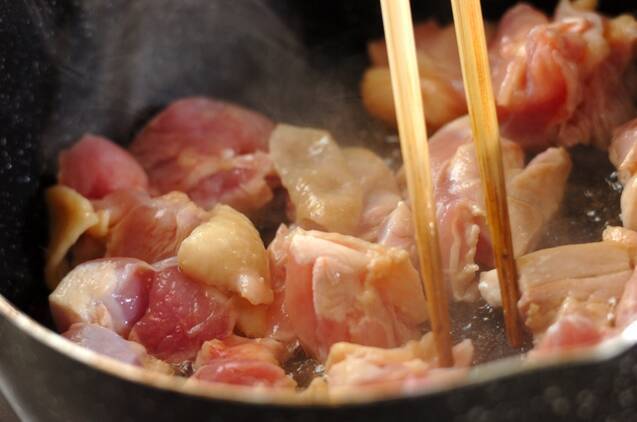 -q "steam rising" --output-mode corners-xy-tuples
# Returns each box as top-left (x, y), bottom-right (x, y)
(37, 0), (388, 170)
